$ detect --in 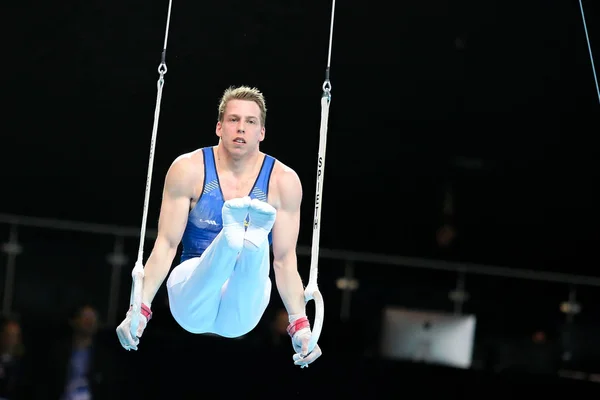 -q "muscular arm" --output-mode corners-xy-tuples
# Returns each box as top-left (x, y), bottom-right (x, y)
(271, 167), (306, 317)
(141, 156), (197, 306)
